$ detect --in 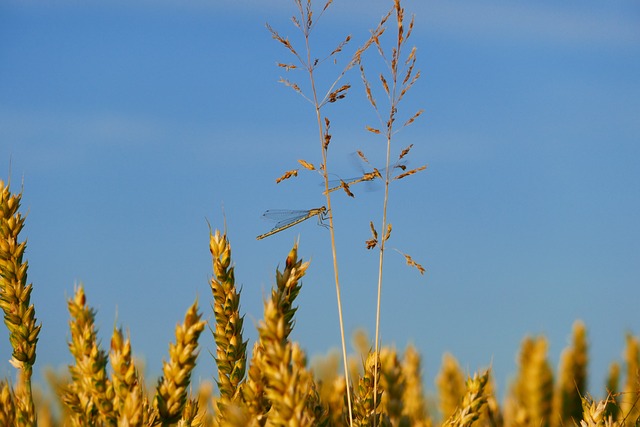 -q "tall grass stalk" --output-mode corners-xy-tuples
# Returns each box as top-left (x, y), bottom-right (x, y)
(356, 2), (425, 424)
(267, 2), (386, 424)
